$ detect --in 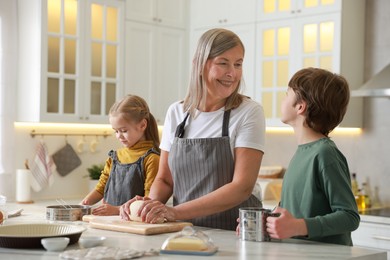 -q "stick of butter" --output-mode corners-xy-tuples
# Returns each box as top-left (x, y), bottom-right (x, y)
(165, 237), (208, 251)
